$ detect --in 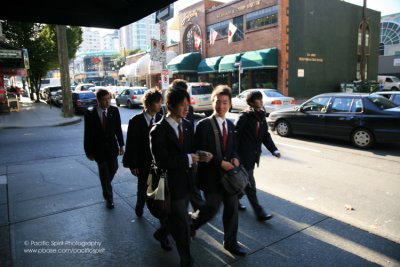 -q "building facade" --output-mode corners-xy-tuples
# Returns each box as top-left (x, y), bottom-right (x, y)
(101, 30), (119, 51)
(78, 28), (101, 53)
(379, 13), (400, 78)
(119, 14), (160, 52)
(167, 0), (380, 98)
